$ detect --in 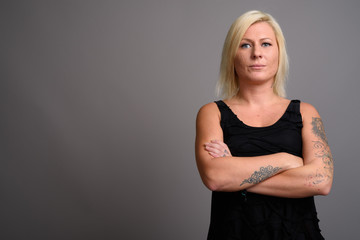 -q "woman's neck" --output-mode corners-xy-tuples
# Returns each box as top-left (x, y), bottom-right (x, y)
(232, 84), (281, 107)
